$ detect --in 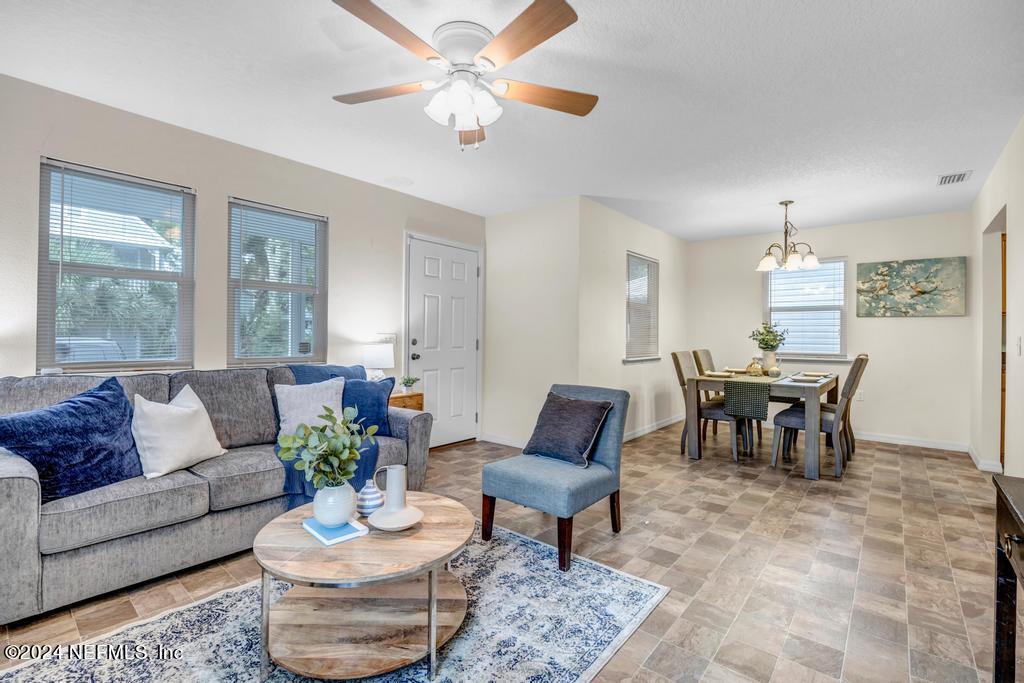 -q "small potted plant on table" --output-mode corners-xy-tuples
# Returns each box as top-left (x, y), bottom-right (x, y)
(277, 405), (378, 527)
(749, 321), (787, 375)
(399, 375), (420, 394)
